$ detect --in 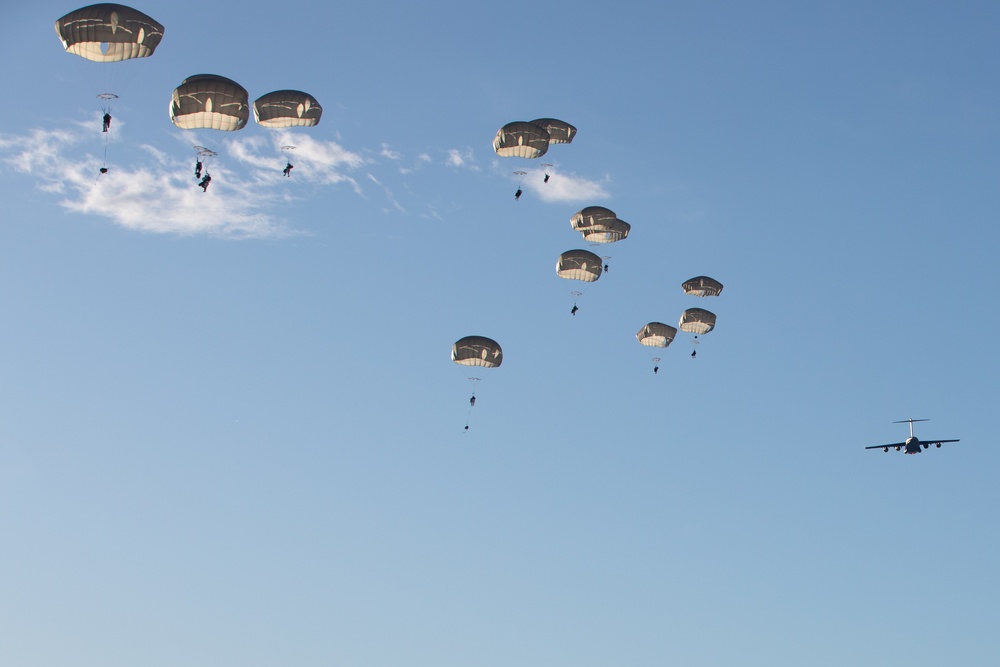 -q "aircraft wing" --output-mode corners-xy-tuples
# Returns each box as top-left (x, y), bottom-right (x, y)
(865, 442), (905, 450)
(924, 439), (960, 446)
